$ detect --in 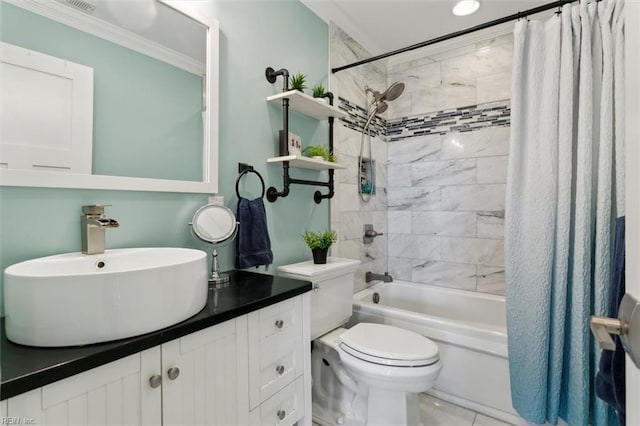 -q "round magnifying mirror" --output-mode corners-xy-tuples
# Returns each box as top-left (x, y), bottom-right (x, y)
(192, 204), (237, 244)
(190, 204), (238, 287)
